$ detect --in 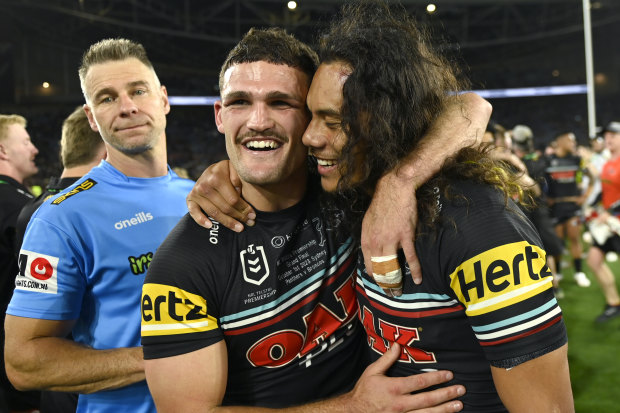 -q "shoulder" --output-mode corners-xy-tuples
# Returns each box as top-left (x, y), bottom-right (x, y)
(153, 215), (234, 265)
(432, 180), (539, 249)
(439, 180), (509, 217)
